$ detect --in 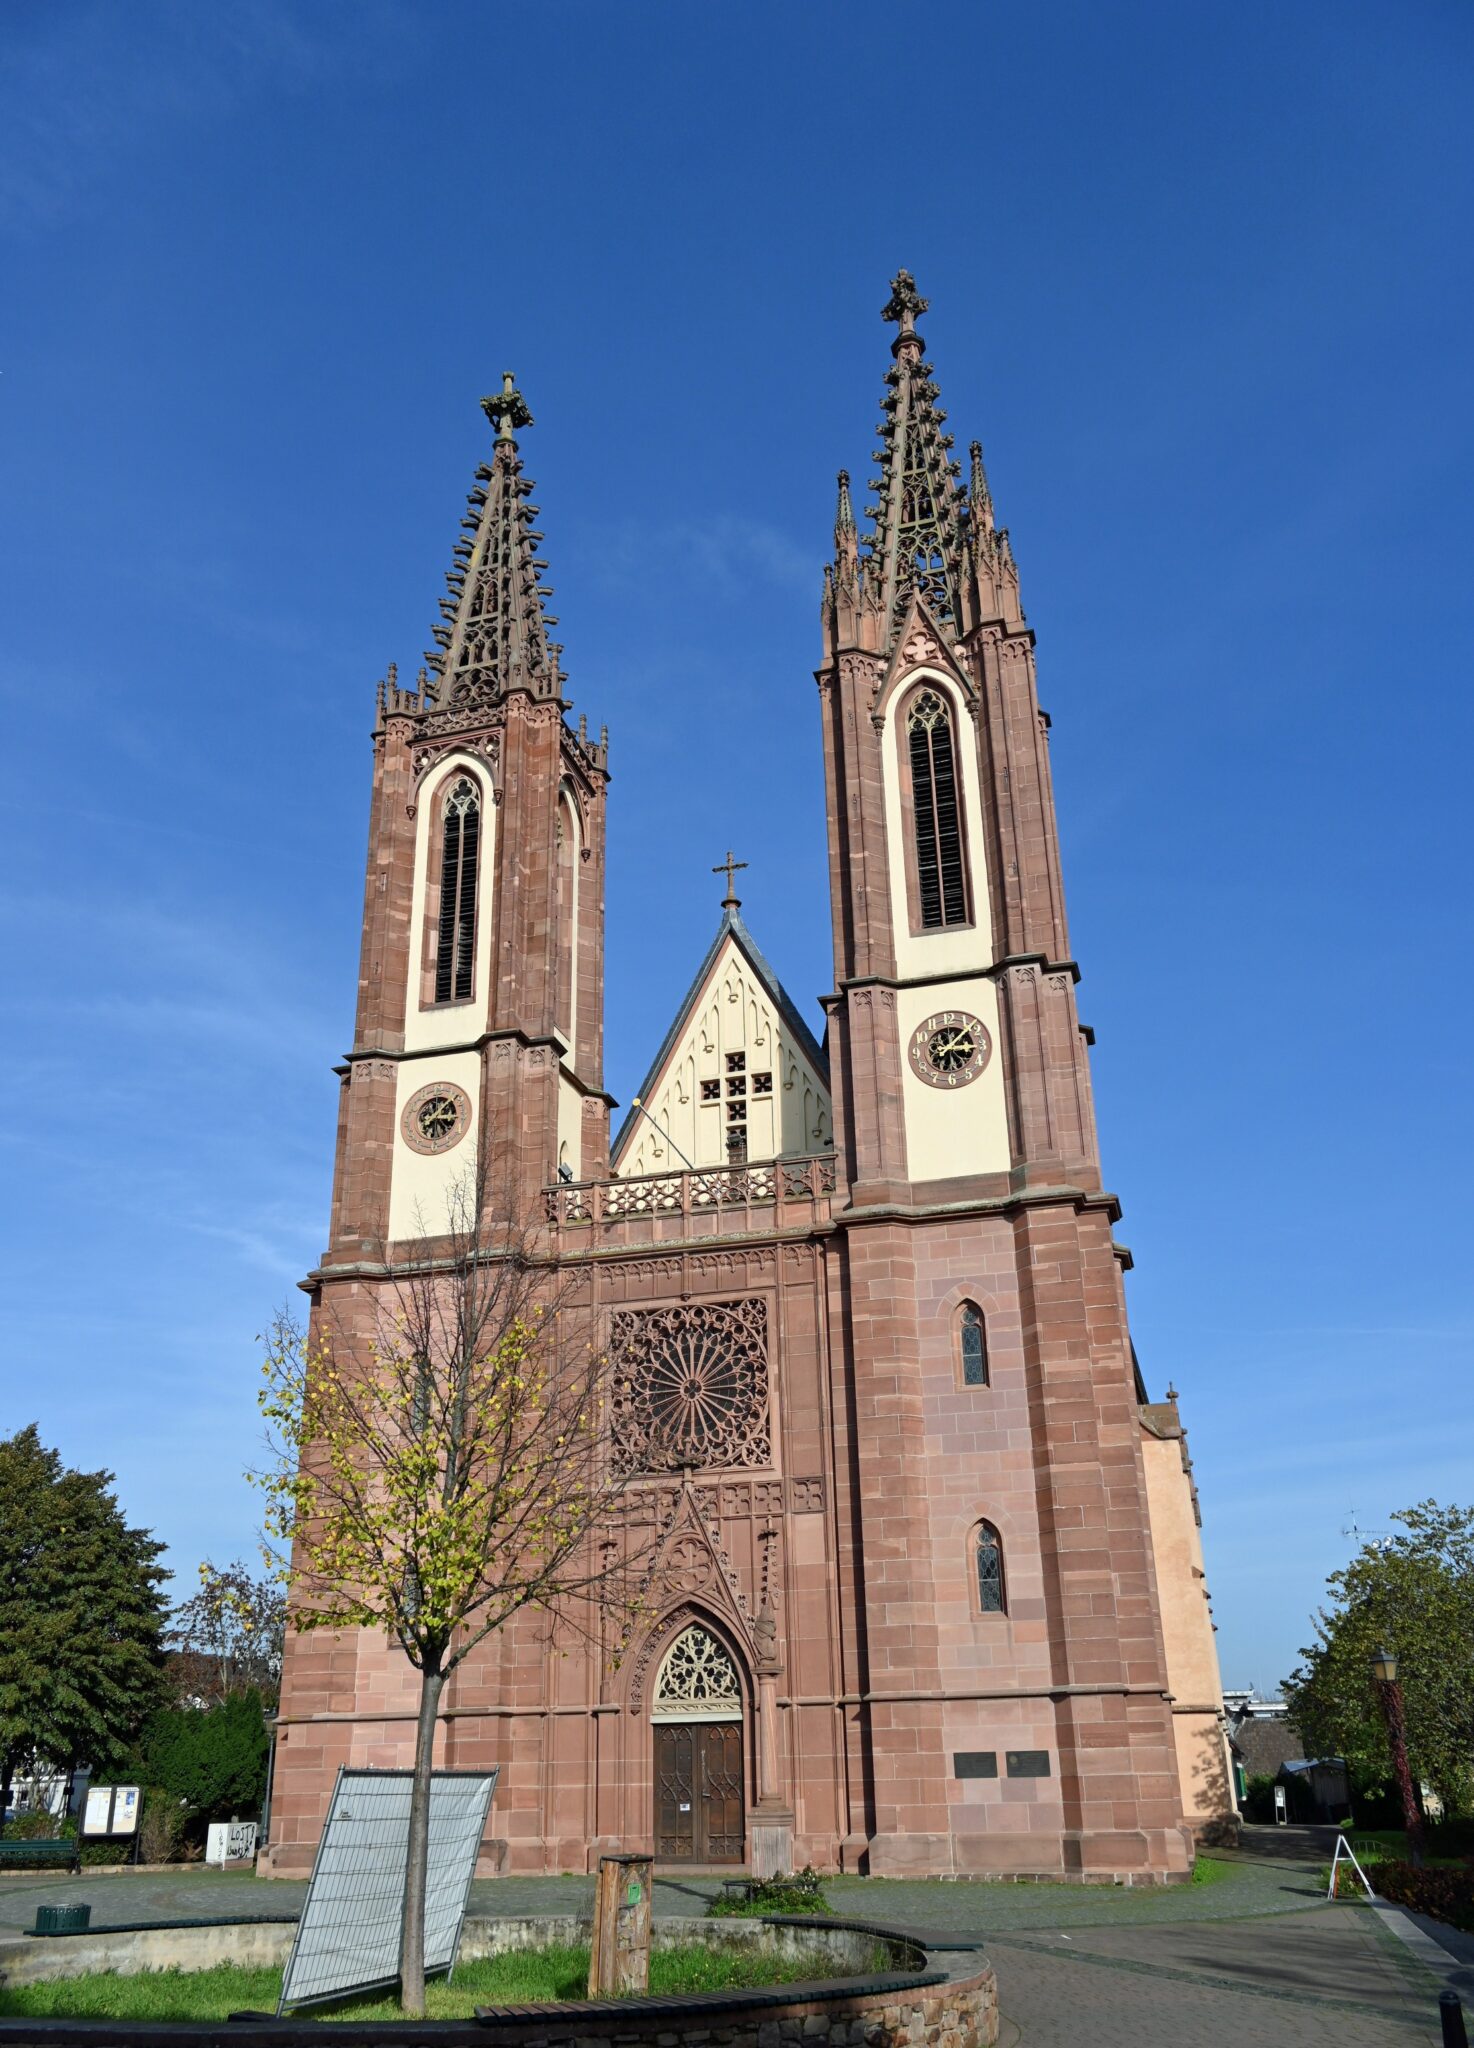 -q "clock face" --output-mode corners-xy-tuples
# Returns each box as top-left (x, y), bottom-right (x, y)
(908, 1010), (992, 1090)
(401, 1080), (472, 1155)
